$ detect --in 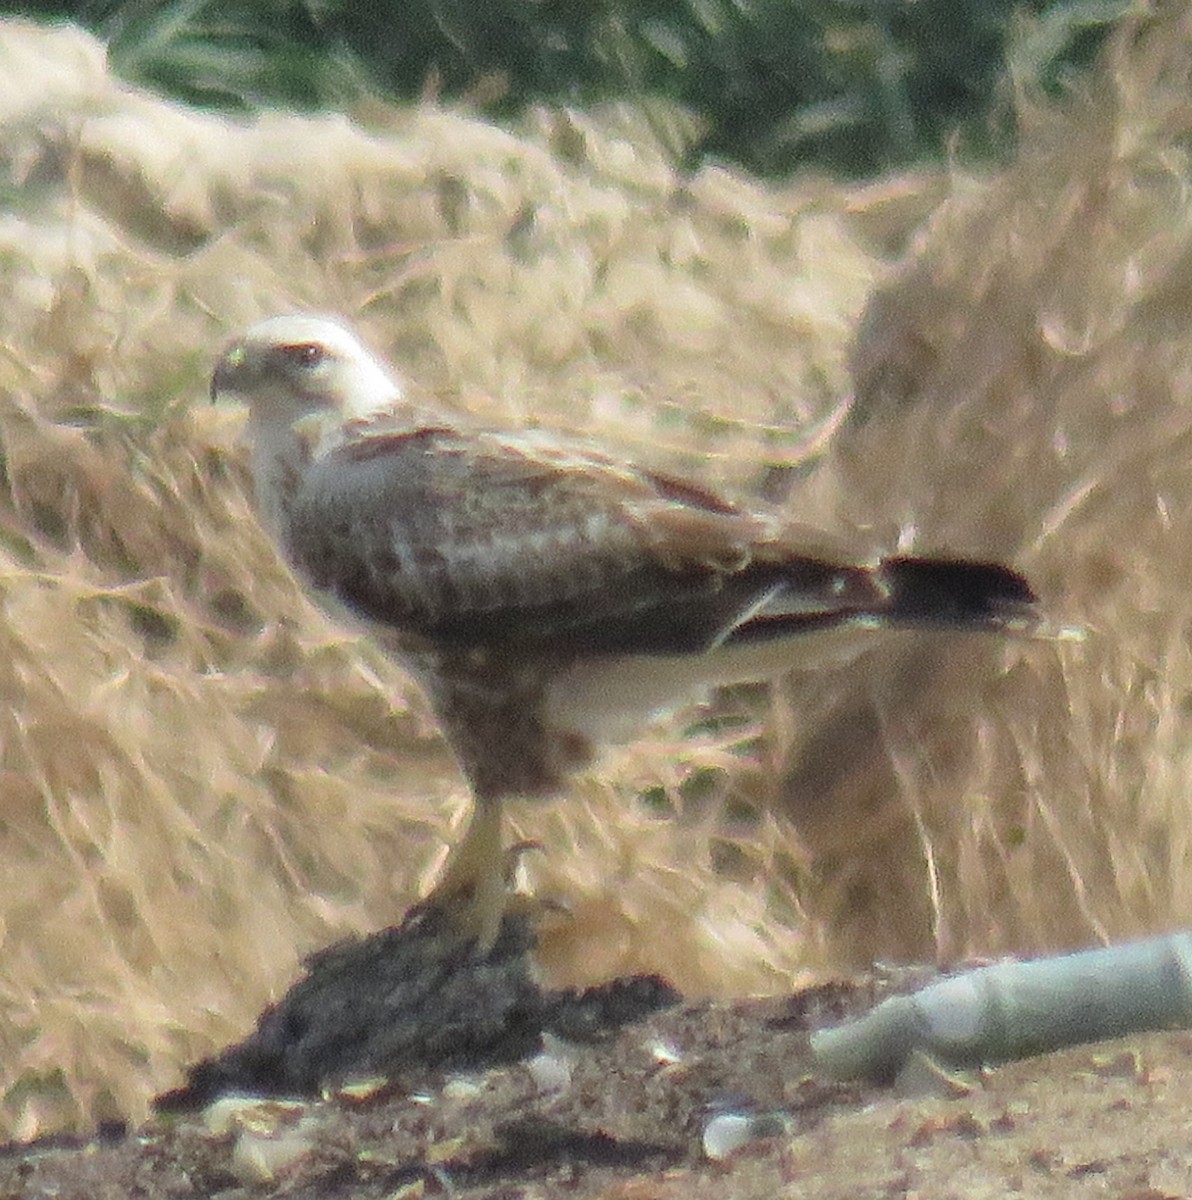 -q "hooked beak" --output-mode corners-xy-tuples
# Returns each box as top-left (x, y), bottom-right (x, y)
(210, 342), (247, 402)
